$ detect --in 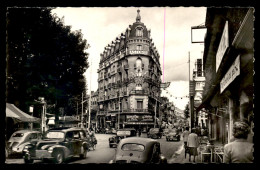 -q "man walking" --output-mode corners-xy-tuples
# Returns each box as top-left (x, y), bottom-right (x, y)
(187, 128), (200, 162)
